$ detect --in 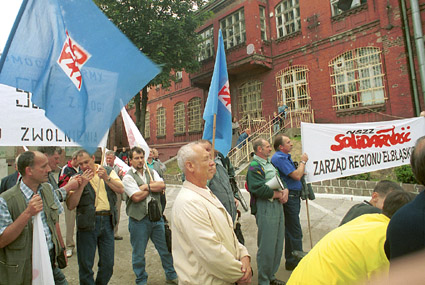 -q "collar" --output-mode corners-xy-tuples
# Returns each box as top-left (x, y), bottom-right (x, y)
(20, 181), (39, 200)
(182, 180), (225, 210)
(130, 166), (146, 175)
(253, 154), (270, 165)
